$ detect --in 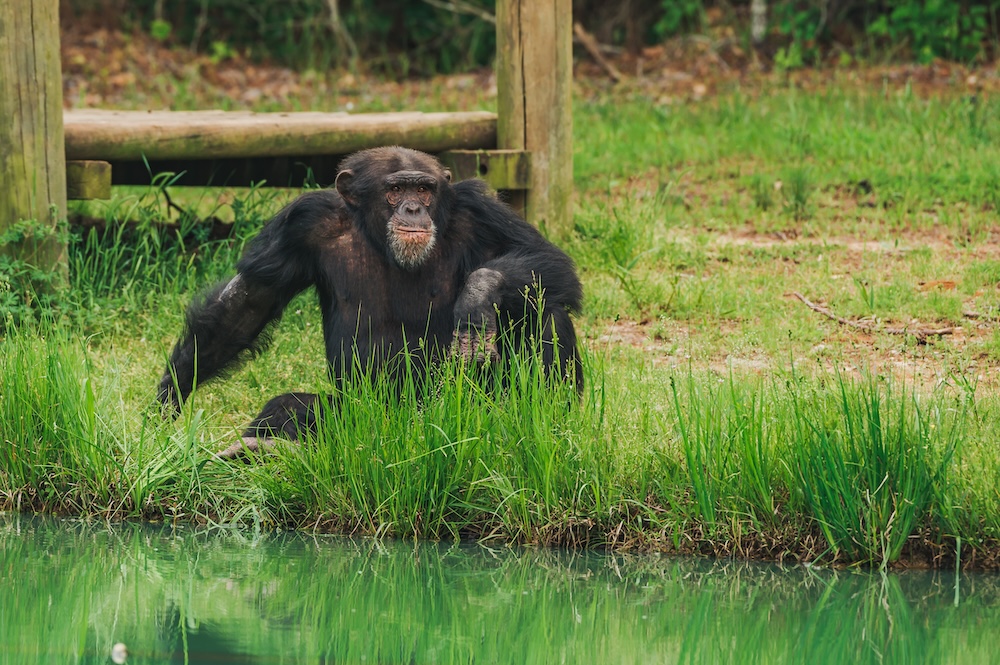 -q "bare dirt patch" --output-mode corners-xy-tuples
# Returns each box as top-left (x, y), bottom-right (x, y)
(62, 17), (1000, 114)
(592, 217), (1000, 392)
(595, 313), (994, 393)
